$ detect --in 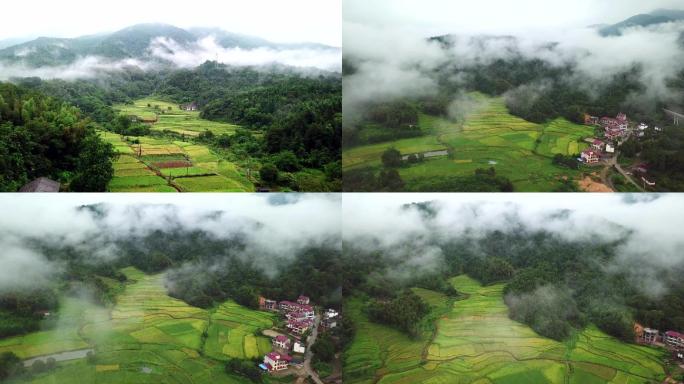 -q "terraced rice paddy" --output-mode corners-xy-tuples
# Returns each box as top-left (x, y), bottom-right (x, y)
(3, 268), (278, 384)
(99, 131), (254, 192)
(343, 94), (596, 191)
(344, 276), (667, 384)
(114, 98), (239, 137)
